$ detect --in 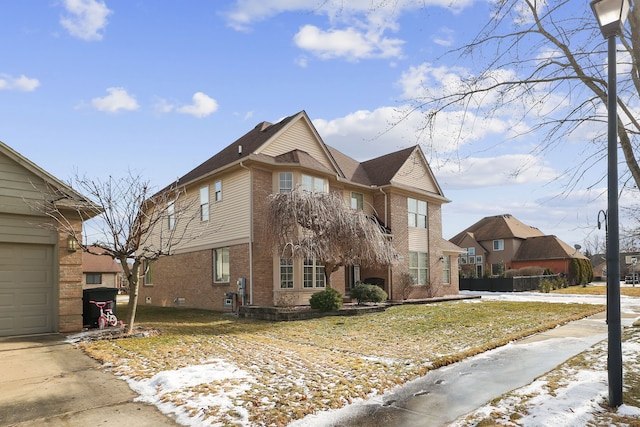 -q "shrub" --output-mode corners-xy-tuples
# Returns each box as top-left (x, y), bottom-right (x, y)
(309, 288), (343, 312)
(351, 283), (388, 304)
